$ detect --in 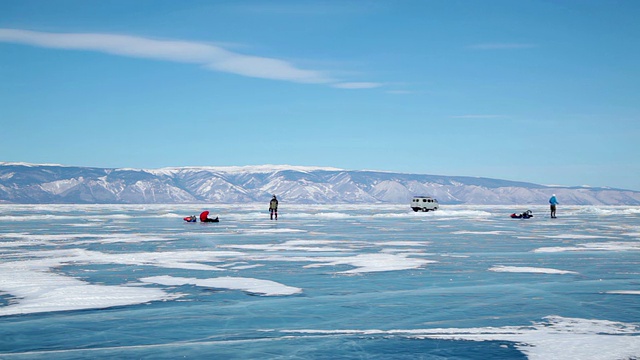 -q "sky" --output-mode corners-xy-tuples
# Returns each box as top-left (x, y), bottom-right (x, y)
(1, 0), (639, 191)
